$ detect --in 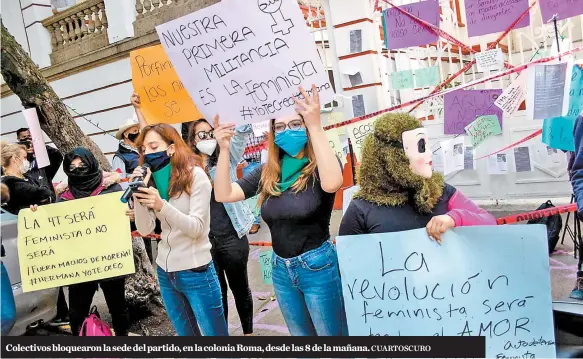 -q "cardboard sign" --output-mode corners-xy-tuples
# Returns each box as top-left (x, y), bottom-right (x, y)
(390, 70), (414, 90)
(475, 48), (504, 72)
(542, 116), (576, 151)
(17, 193), (135, 293)
(130, 45), (203, 124)
(465, 0), (530, 37)
(528, 63), (570, 120)
(567, 64), (583, 117)
(465, 115), (503, 147)
(155, 0), (334, 125)
(346, 117), (376, 161)
(258, 250), (273, 285)
(494, 71), (527, 115)
(444, 89), (503, 135)
(415, 66), (439, 88)
(336, 226), (555, 358)
(22, 108), (50, 169)
(383, 0), (439, 50)
(539, 0), (583, 22)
